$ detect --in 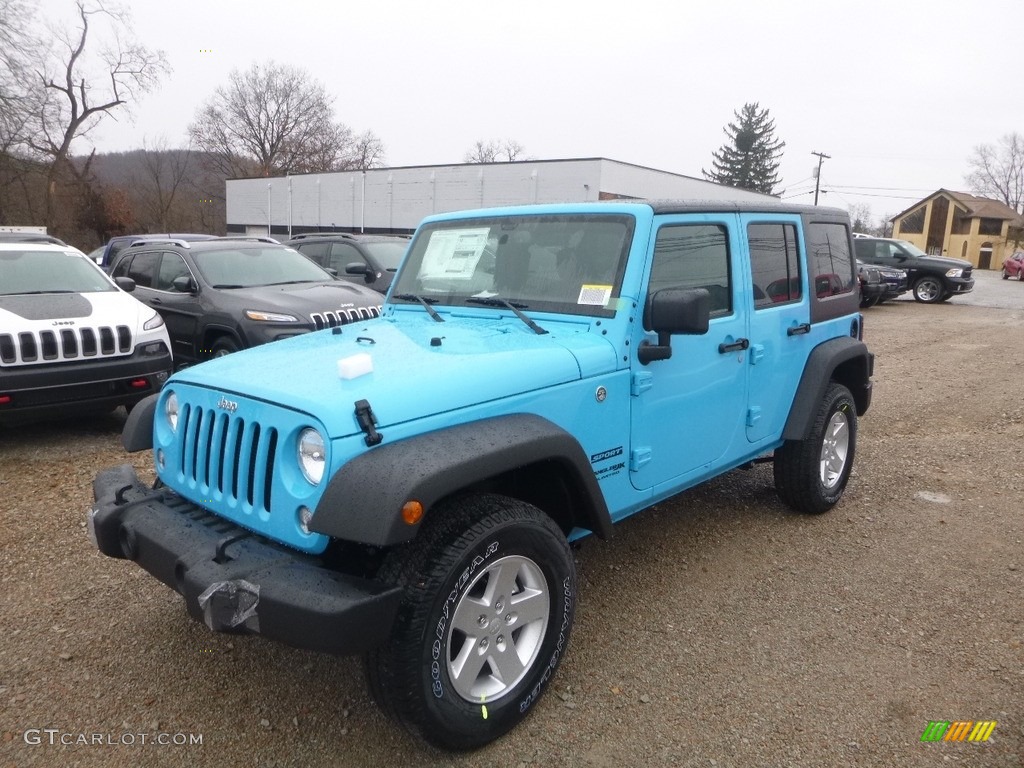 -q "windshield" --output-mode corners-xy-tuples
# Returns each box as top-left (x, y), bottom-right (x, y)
(0, 249), (116, 295)
(193, 246), (334, 287)
(391, 214), (634, 317)
(363, 240), (408, 271)
(897, 240), (929, 257)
